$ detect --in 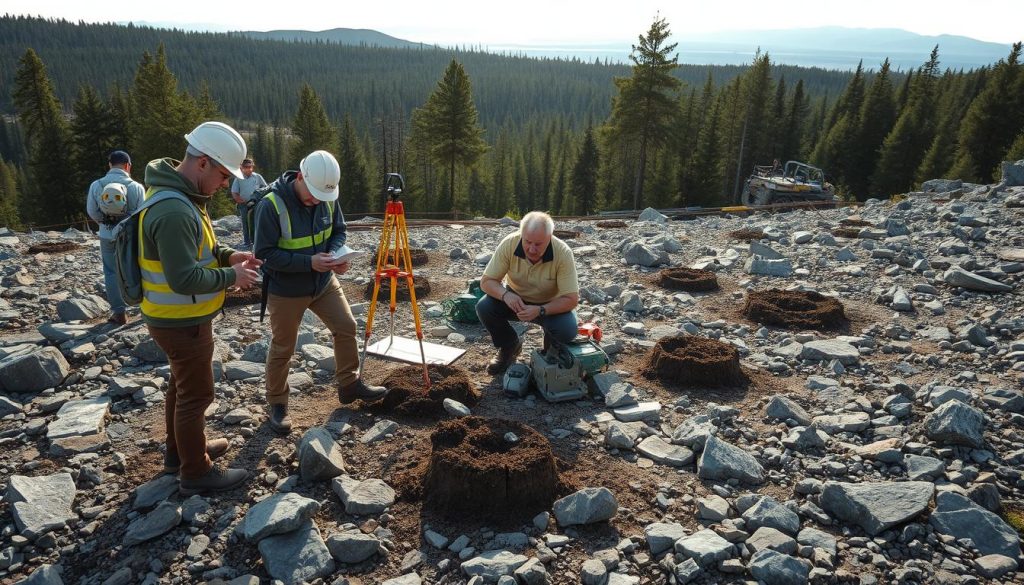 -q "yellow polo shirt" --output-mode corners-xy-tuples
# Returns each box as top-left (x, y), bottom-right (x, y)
(483, 232), (579, 304)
